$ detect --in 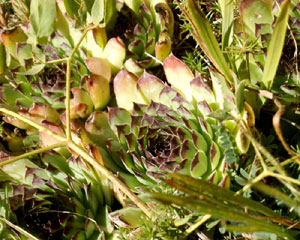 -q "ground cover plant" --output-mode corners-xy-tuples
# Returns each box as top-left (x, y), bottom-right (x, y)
(0, 0), (299, 239)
